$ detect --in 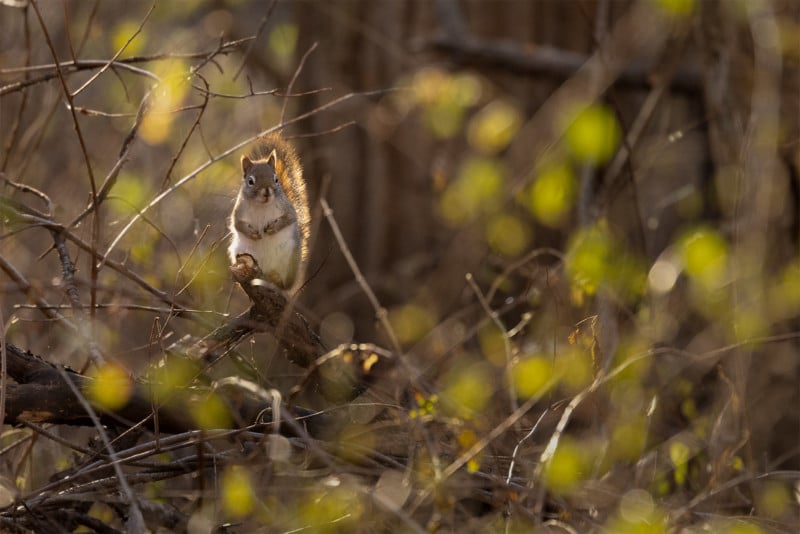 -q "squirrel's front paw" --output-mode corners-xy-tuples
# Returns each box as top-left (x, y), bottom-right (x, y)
(233, 218), (262, 240)
(231, 254), (259, 283)
(236, 221), (261, 240)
